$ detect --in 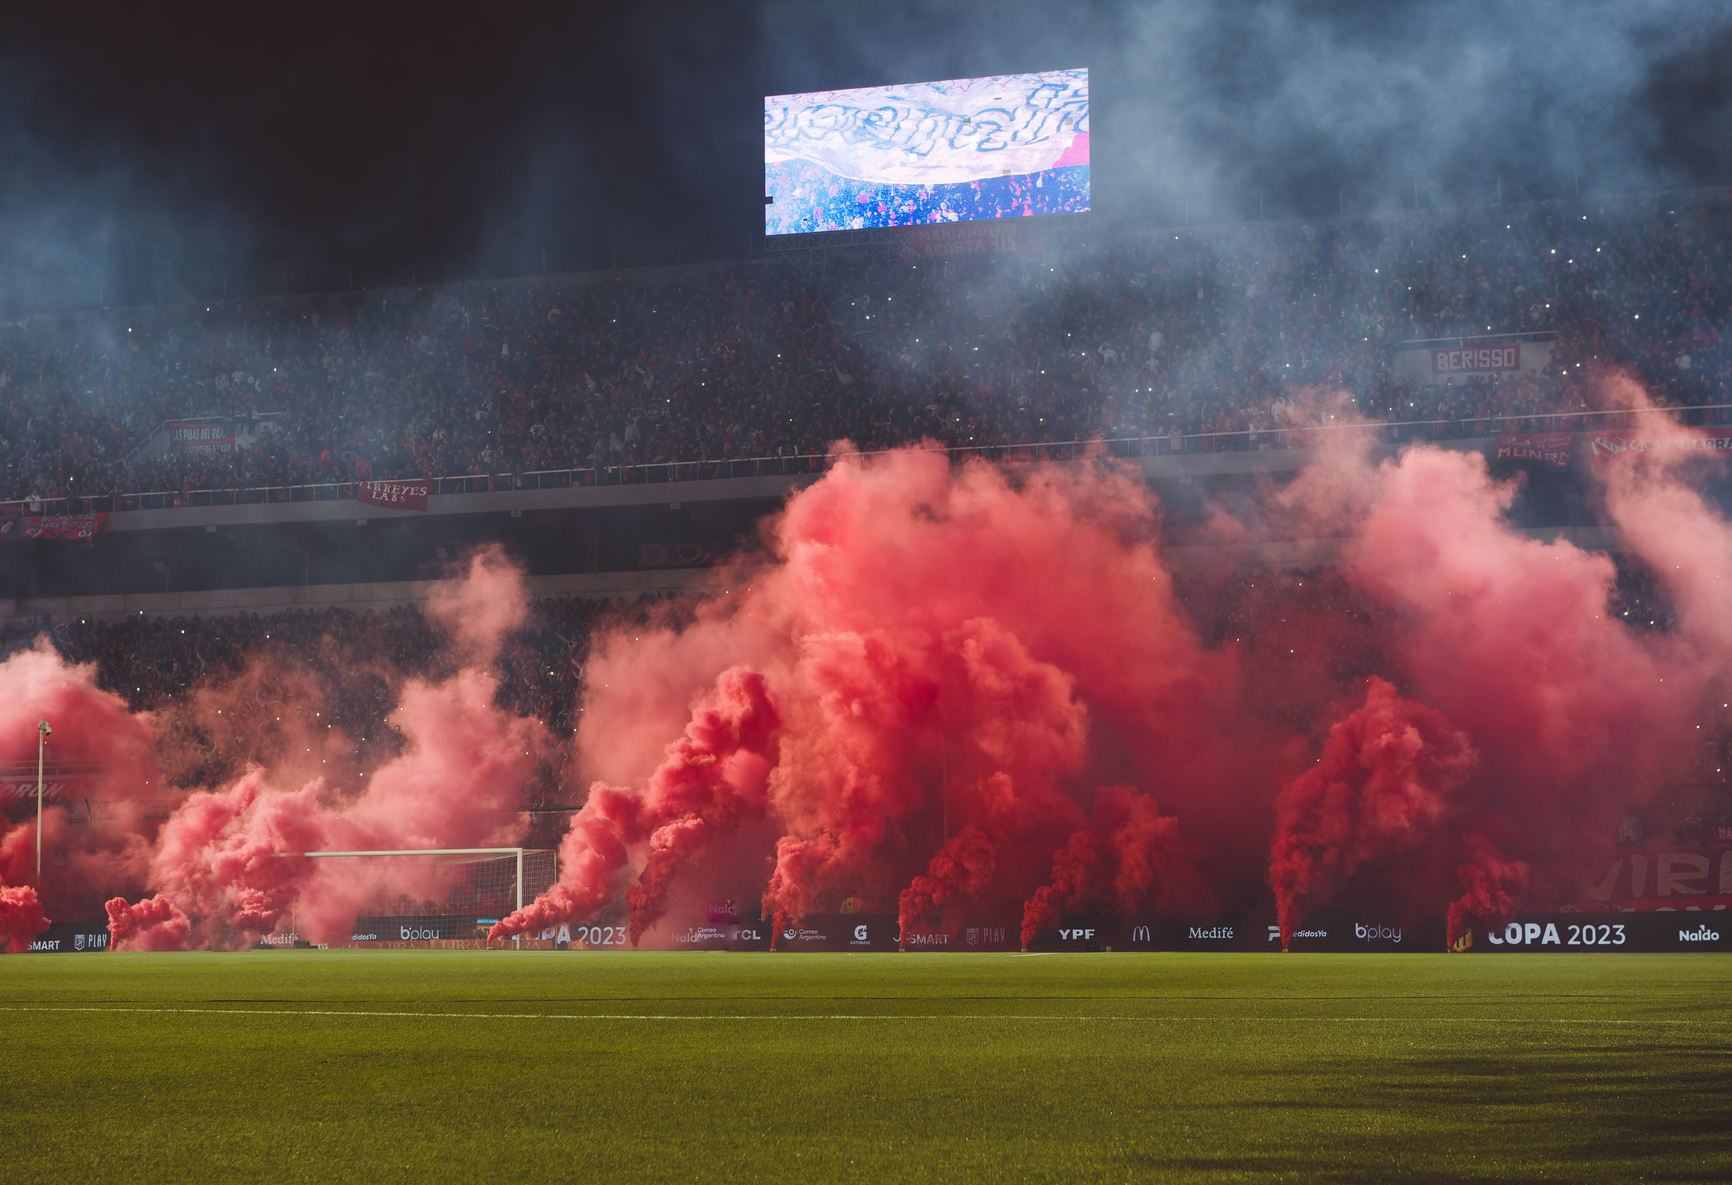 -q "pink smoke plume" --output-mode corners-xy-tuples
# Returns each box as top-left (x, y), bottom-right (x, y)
(17, 386), (1732, 952)
(491, 666), (779, 944)
(1019, 787), (1209, 949)
(1265, 410), (1718, 938)
(0, 884), (49, 953)
(105, 894), (191, 952)
(898, 825), (996, 944)
(104, 544), (553, 948)
(425, 544), (530, 663)
(1268, 677), (1476, 947)
(1021, 830), (1100, 951)
(1446, 833), (1530, 949)
(496, 446), (1243, 946)
(513, 414), (1732, 945)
